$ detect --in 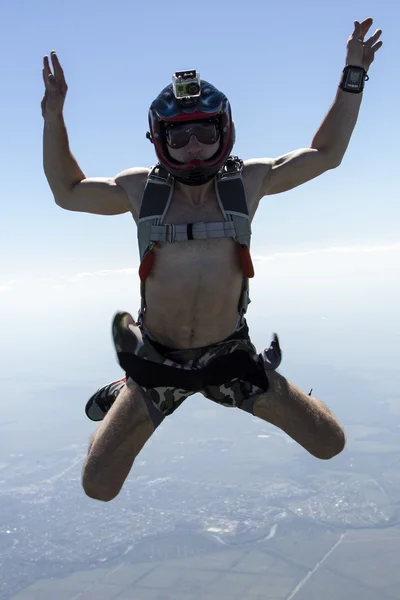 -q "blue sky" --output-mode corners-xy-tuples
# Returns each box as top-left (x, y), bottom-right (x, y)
(1, 0), (397, 275)
(0, 0), (398, 385)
